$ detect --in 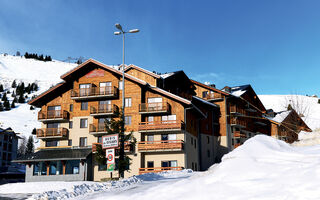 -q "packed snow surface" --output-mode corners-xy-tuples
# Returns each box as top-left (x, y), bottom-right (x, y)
(259, 94), (320, 130)
(2, 135), (320, 199)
